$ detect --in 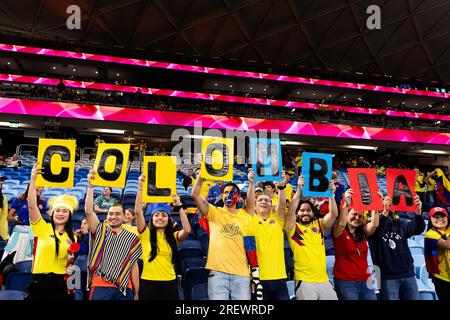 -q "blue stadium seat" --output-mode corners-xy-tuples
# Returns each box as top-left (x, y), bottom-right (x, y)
(177, 240), (203, 262)
(5, 272), (32, 292)
(191, 283), (208, 300)
(181, 257), (207, 277)
(0, 290), (27, 300)
(182, 267), (209, 300)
